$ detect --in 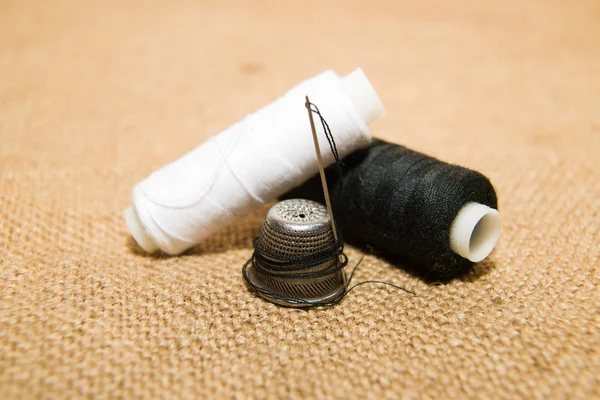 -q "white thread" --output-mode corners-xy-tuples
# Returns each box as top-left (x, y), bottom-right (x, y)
(126, 69), (385, 255)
